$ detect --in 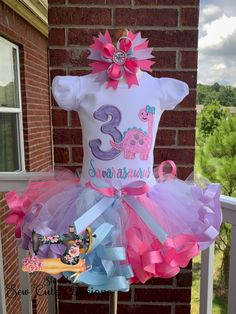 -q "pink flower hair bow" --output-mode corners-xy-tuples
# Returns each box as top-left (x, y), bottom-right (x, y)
(88, 30), (155, 90)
